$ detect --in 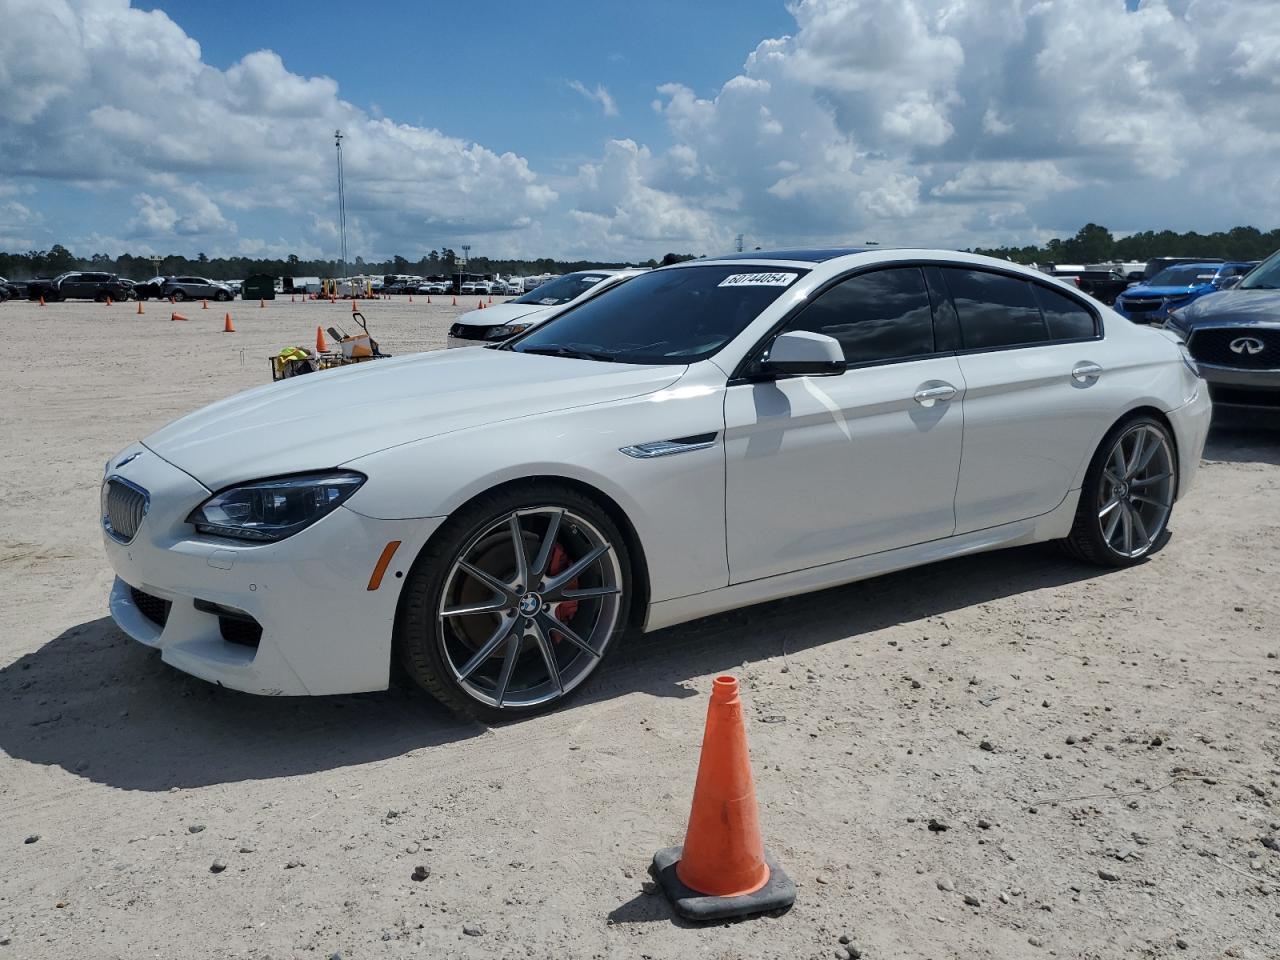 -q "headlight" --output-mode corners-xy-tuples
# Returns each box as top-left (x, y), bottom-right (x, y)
(187, 471), (365, 542)
(485, 323), (531, 340)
